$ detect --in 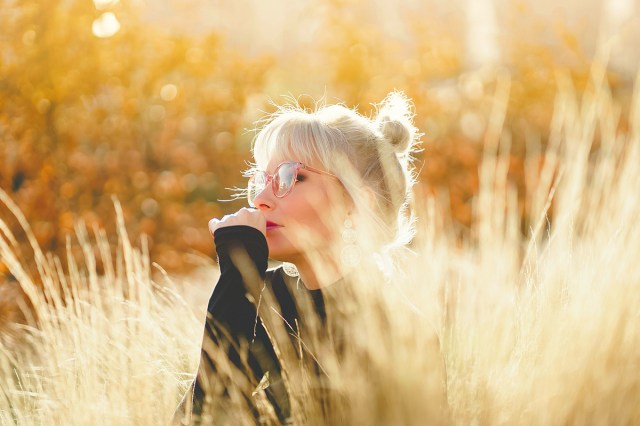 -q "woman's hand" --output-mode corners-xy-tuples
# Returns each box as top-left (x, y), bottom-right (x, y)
(208, 207), (266, 238)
